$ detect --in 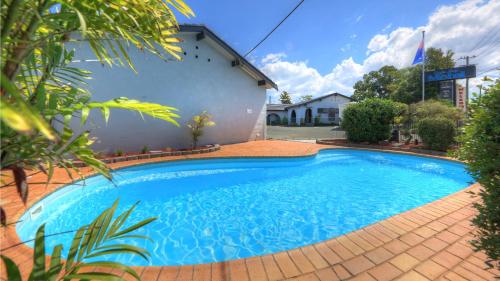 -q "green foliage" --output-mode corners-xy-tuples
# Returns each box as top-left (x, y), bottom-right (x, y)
(456, 80), (500, 266)
(411, 99), (463, 122)
(0, 0), (193, 218)
(187, 111), (215, 148)
(281, 116), (288, 126)
(352, 48), (455, 104)
(299, 95), (313, 102)
(1, 200), (156, 280)
(425, 48), (455, 71)
(417, 118), (456, 151)
(115, 149), (124, 157)
(279, 91), (292, 104)
(341, 99), (399, 143)
(141, 145), (149, 154)
(352, 65), (400, 101)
